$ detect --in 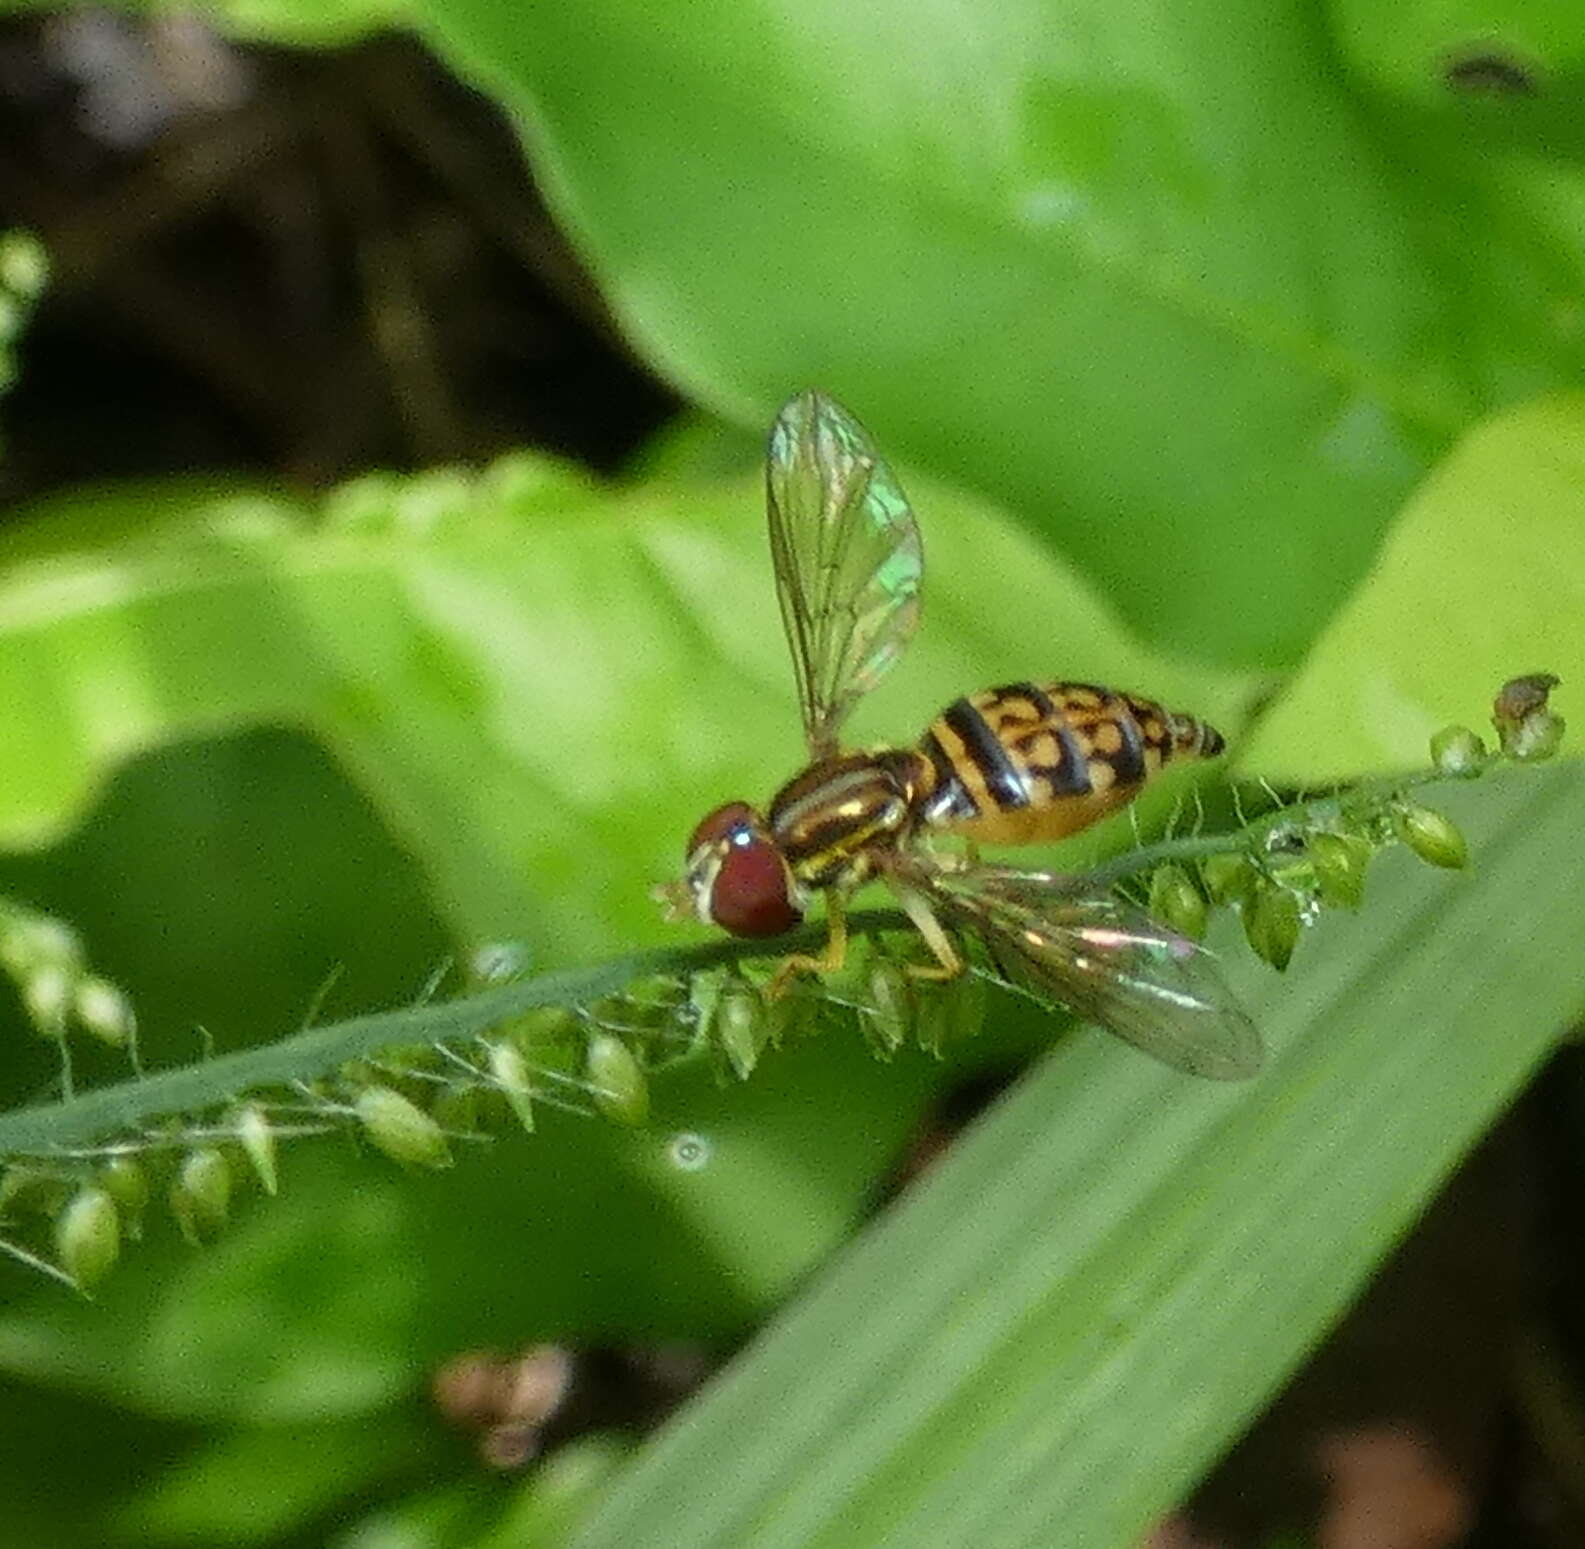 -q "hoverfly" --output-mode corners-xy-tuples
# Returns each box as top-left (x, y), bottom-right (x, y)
(660, 391), (1263, 1080)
